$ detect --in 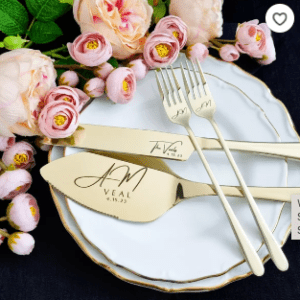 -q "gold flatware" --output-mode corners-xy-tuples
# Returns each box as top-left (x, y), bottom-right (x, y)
(155, 67), (264, 276)
(181, 59), (288, 272)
